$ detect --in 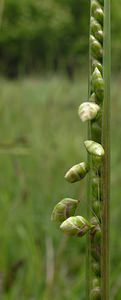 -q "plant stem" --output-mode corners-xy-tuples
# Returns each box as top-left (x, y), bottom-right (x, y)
(102, 0), (110, 298)
(87, 0), (110, 299)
